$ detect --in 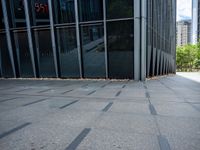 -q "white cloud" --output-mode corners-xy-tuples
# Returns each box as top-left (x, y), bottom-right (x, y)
(177, 0), (192, 21)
